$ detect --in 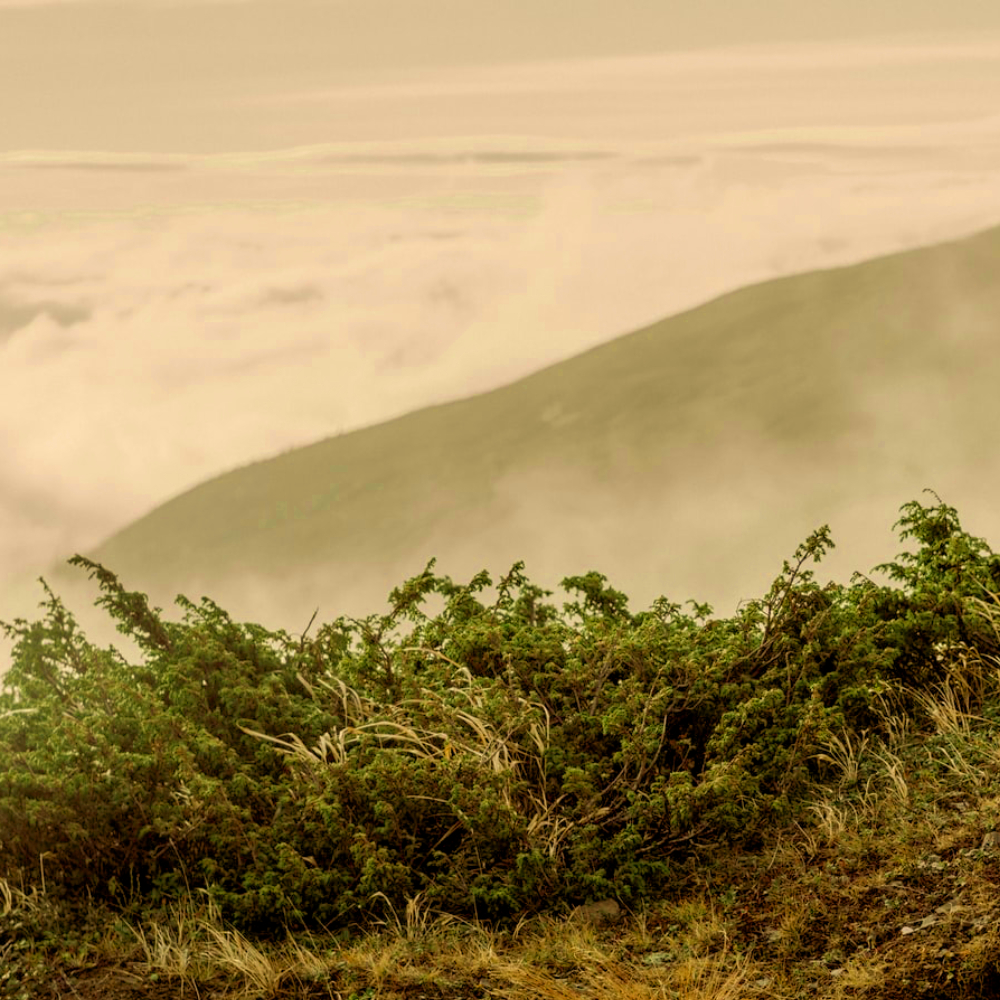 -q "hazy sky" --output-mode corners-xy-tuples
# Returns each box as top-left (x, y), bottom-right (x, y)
(4, 0), (1000, 150)
(3, 2), (1000, 658)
